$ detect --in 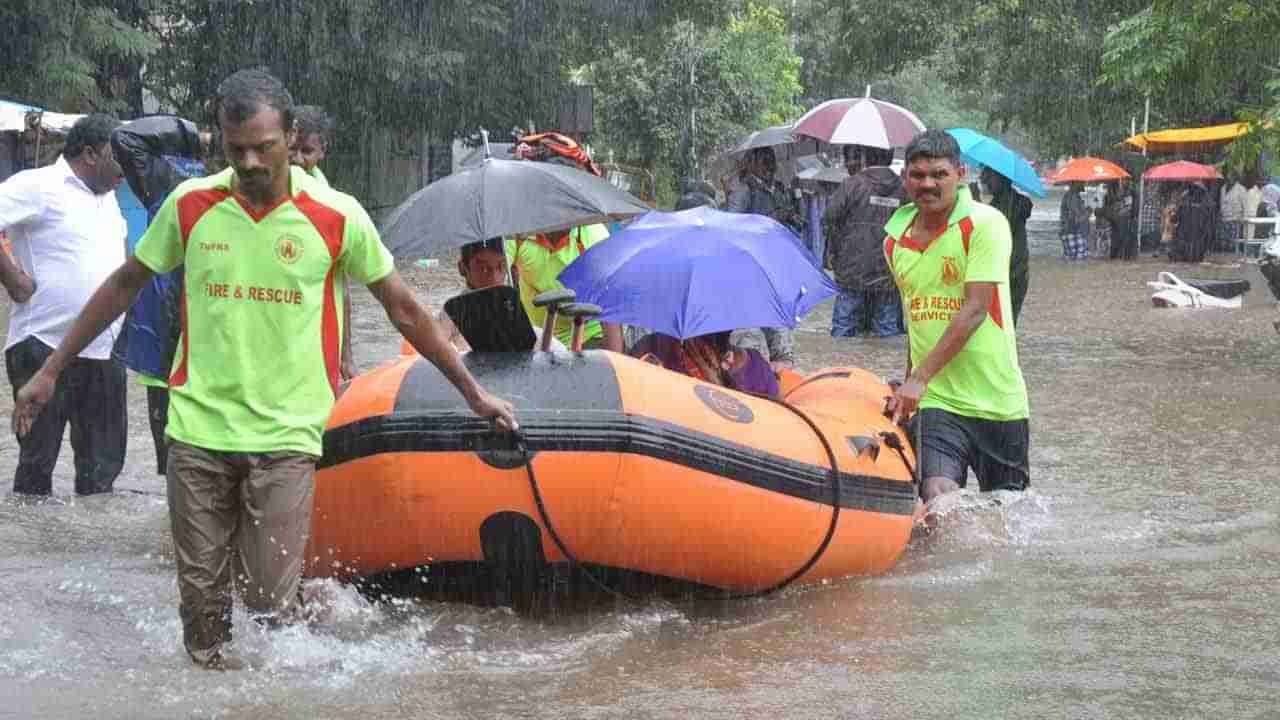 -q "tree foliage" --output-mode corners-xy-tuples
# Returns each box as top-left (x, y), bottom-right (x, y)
(144, 1), (565, 138)
(1102, 0), (1280, 124)
(587, 2), (802, 187)
(793, 0), (1149, 157)
(15, 0), (1280, 199)
(0, 0), (158, 113)
(1102, 0), (1280, 175)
